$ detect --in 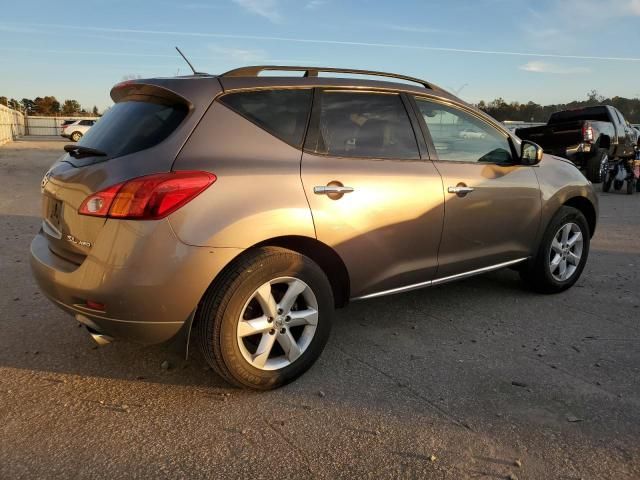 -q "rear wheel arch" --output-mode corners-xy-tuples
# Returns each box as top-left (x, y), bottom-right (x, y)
(253, 236), (350, 308)
(563, 196), (596, 237)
